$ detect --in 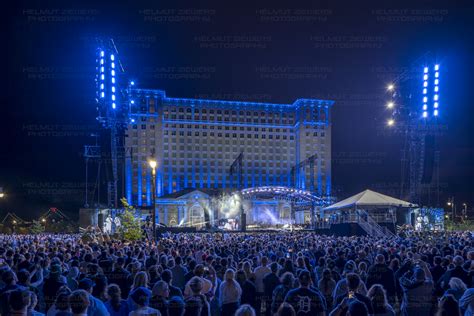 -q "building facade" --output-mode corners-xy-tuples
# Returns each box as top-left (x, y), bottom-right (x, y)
(124, 89), (333, 208)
